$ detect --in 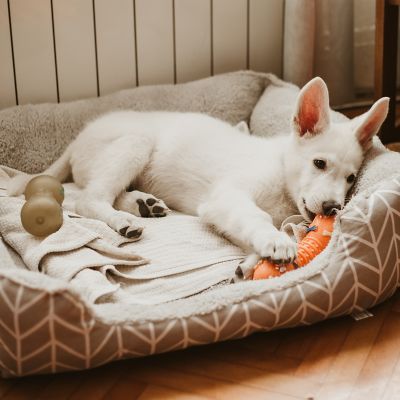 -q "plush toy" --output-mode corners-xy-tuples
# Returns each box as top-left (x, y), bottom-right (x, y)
(253, 214), (335, 280)
(20, 175), (64, 236)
